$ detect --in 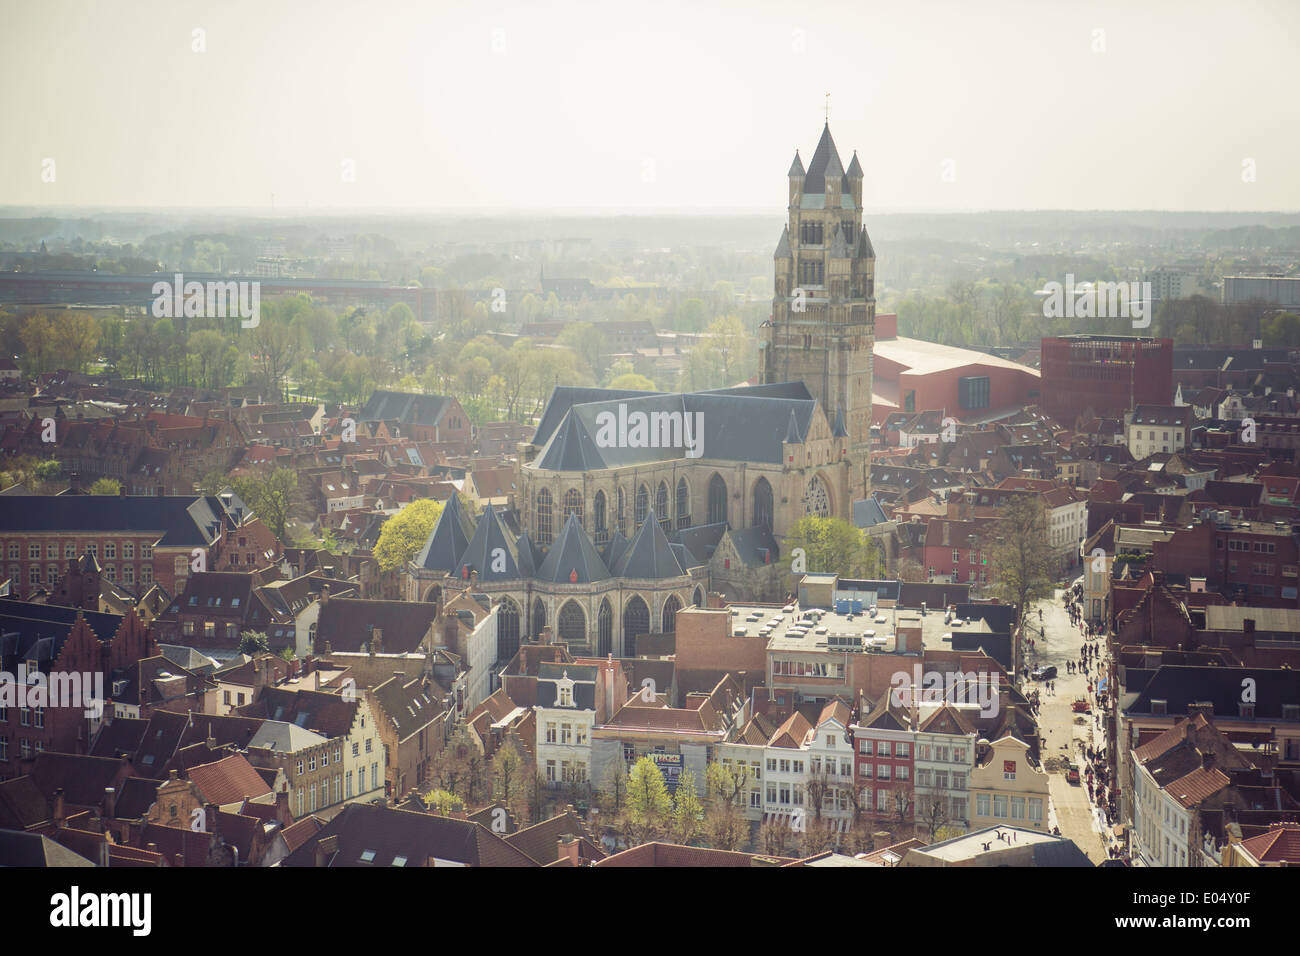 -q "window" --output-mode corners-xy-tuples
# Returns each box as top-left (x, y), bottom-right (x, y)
(105, 543), (116, 559)
(46, 544), (57, 559)
(977, 793), (991, 817)
(124, 542), (134, 559)
(859, 739), (872, 755)
(309, 754), (316, 771)
(635, 484), (648, 527)
(560, 723), (572, 744)
(29, 543), (40, 560)
(993, 795), (1008, 818)
(296, 759), (305, 775)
